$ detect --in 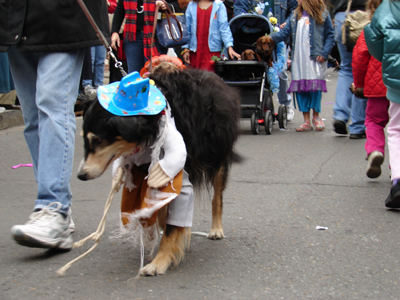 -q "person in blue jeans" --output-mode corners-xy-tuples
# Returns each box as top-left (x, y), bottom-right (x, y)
(332, 0), (368, 139)
(91, 45), (107, 88)
(234, 0), (298, 121)
(1, 0), (110, 250)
